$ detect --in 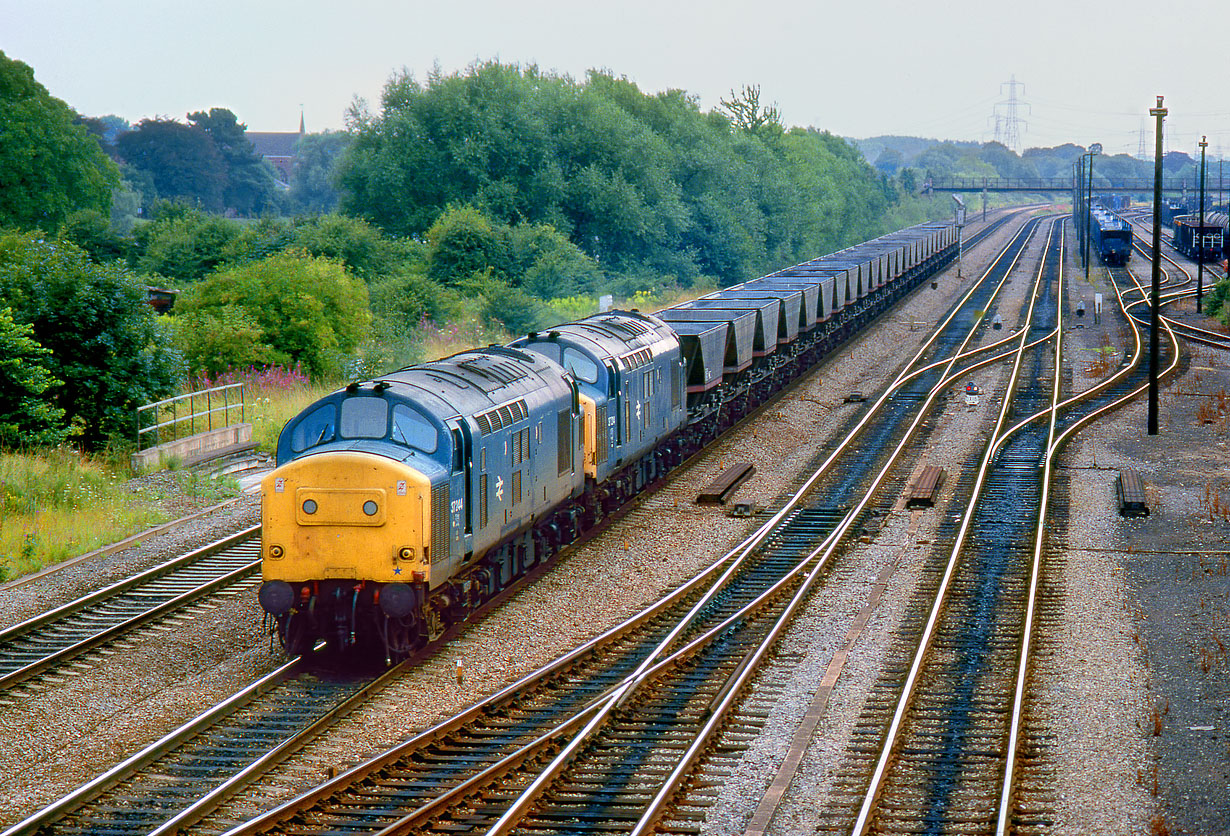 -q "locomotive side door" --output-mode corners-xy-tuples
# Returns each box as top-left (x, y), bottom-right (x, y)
(607, 359), (623, 464)
(449, 418), (474, 556)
